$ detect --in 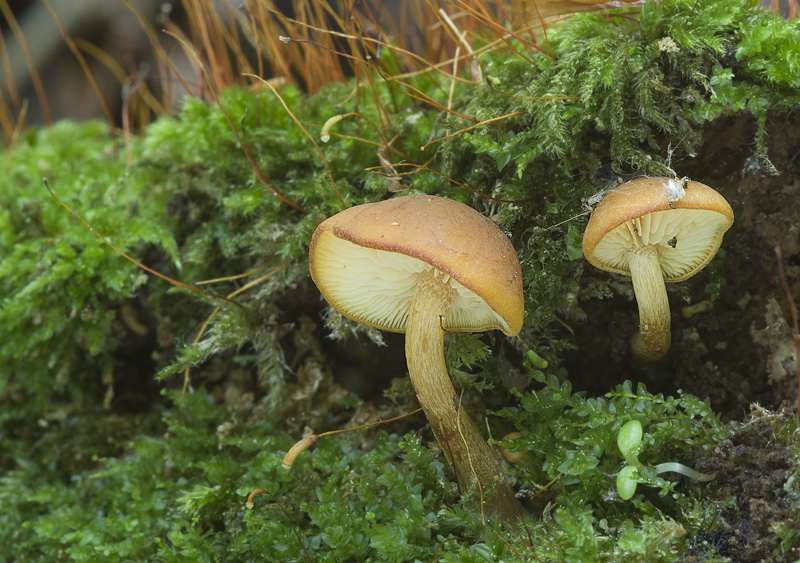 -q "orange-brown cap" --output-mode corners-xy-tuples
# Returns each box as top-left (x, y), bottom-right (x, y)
(582, 177), (734, 282)
(309, 195), (524, 335)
